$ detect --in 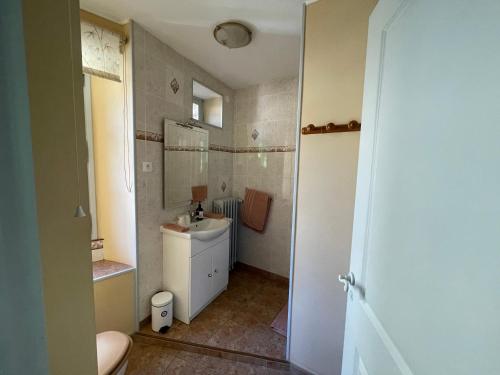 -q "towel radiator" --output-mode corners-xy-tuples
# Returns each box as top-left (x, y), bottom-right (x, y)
(213, 197), (241, 270)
